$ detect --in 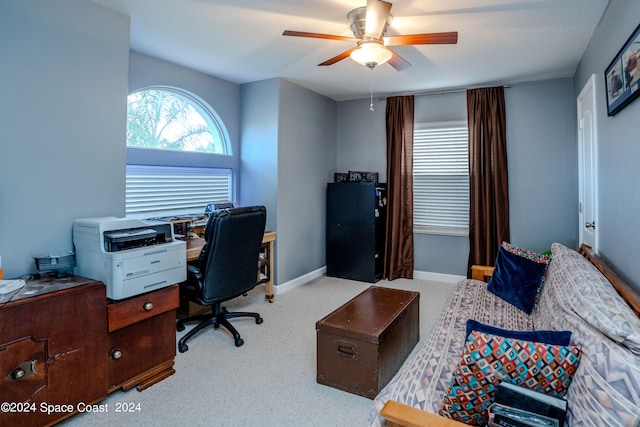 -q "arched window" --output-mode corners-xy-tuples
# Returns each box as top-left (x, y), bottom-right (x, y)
(125, 87), (233, 218)
(126, 88), (230, 155)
